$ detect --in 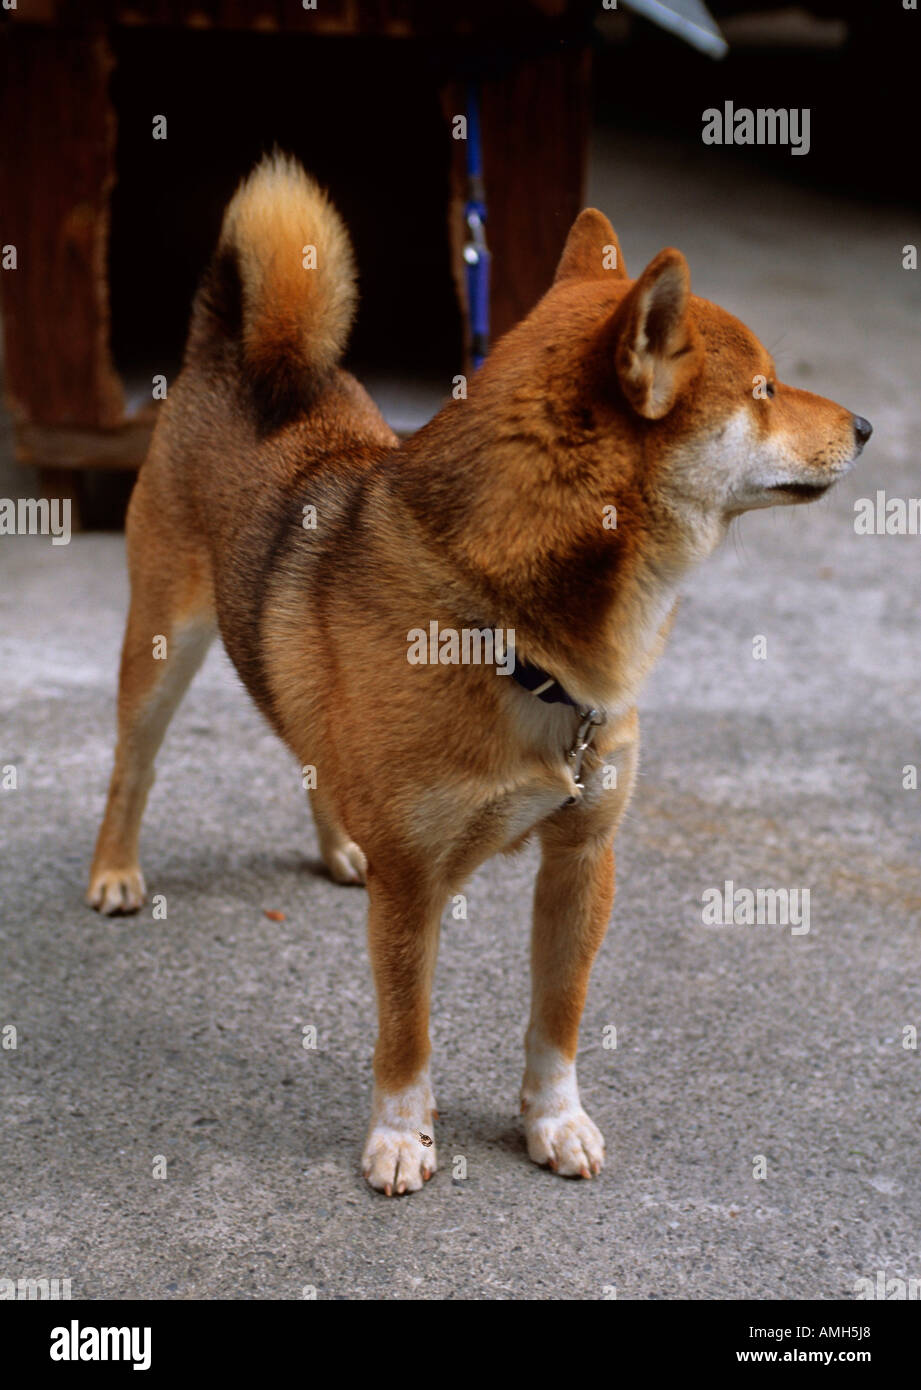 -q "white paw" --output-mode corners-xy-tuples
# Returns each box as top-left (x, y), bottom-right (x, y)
(361, 1076), (436, 1195)
(86, 866), (146, 916)
(325, 839), (367, 885)
(362, 1124), (436, 1196)
(521, 1040), (604, 1178)
(523, 1104), (605, 1178)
